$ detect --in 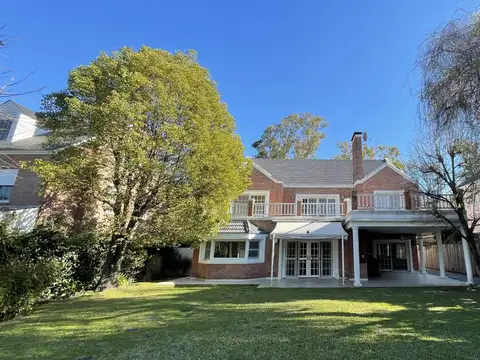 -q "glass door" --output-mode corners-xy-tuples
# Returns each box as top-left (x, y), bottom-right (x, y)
(285, 242), (297, 277)
(377, 244), (393, 271)
(310, 242), (320, 276)
(298, 242), (308, 276)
